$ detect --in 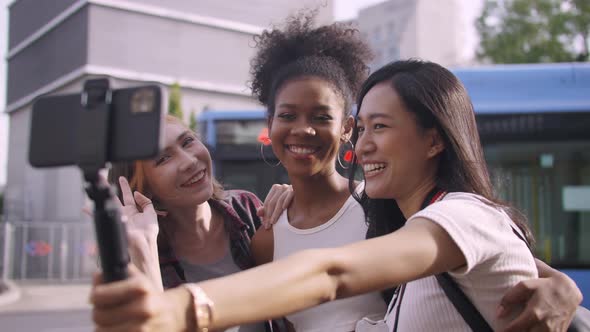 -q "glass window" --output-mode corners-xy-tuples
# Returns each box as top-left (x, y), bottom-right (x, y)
(219, 160), (288, 199)
(485, 141), (590, 267)
(215, 119), (267, 146)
